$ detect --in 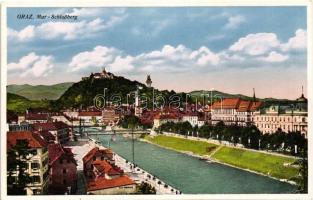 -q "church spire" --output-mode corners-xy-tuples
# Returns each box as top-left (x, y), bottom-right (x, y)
(301, 85), (304, 98)
(253, 88), (256, 102)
